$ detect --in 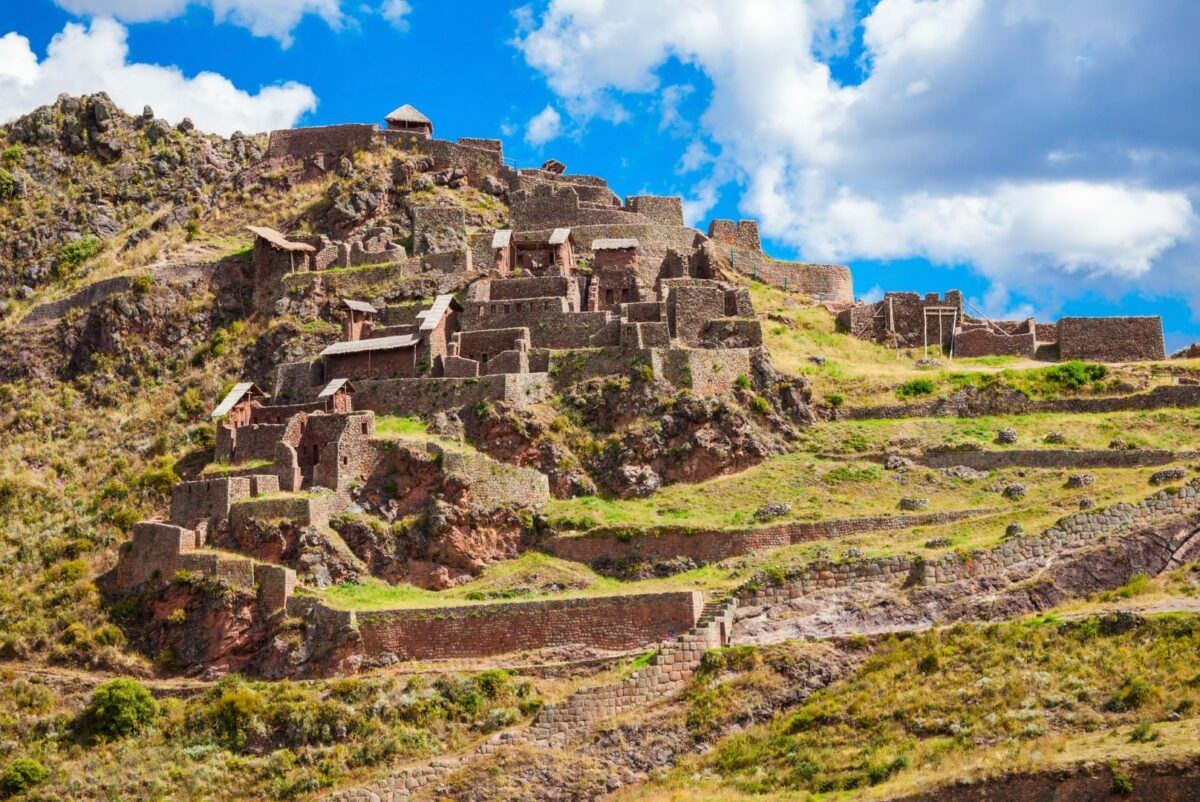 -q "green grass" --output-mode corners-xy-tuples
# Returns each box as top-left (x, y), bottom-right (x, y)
(200, 458), (273, 476)
(673, 613), (1200, 799)
(748, 284), (1195, 408)
(799, 408), (1200, 455)
(374, 415), (429, 438)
